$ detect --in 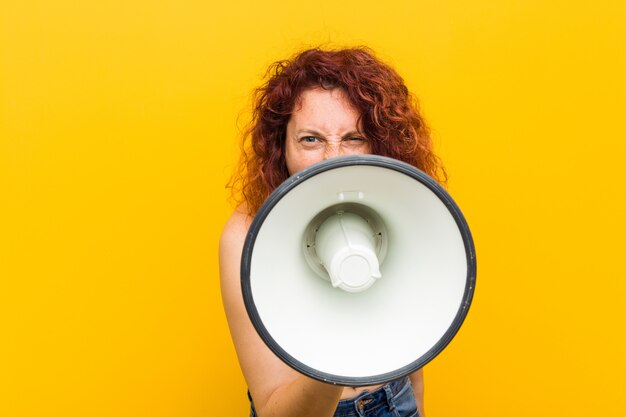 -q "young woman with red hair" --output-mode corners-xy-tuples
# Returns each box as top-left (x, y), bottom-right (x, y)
(220, 47), (445, 417)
